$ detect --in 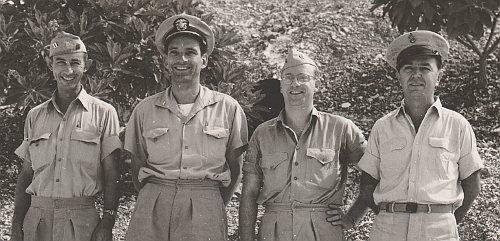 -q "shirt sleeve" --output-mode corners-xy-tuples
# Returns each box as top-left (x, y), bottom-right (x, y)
(357, 122), (381, 180)
(226, 101), (248, 153)
(458, 119), (483, 180)
(344, 119), (367, 164)
(242, 131), (263, 177)
(14, 112), (32, 163)
(100, 106), (122, 161)
(124, 103), (147, 162)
